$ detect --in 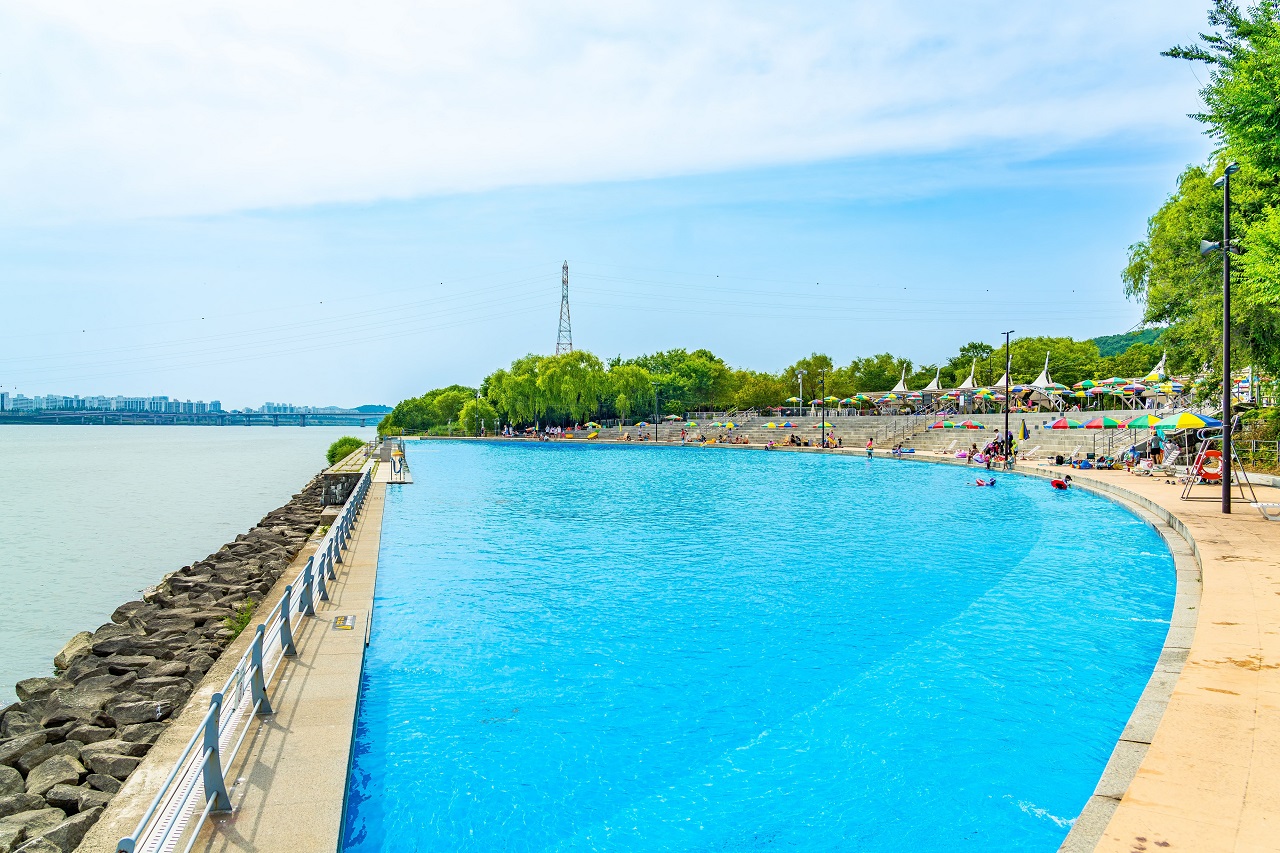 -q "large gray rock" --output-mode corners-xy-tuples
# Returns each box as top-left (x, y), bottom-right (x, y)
(117, 723), (166, 745)
(64, 727), (113, 746)
(107, 701), (174, 726)
(38, 787), (82, 816)
(83, 775), (119, 794)
(13, 836), (62, 853)
(101, 656), (156, 675)
(82, 754), (138, 781)
(52, 634), (92, 673)
(76, 789), (110, 813)
(0, 735), (46, 769)
(0, 809), (65, 852)
(0, 795), (44, 821)
(0, 769), (21, 799)
(0, 715), (38, 740)
(23, 756), (83, 798)
(28, 805), (102, 852)
(16, 744), (80, 777)
(78, 741), (148, 763)
(13, 681), (68, 706)
(39, 685), (115, 728)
